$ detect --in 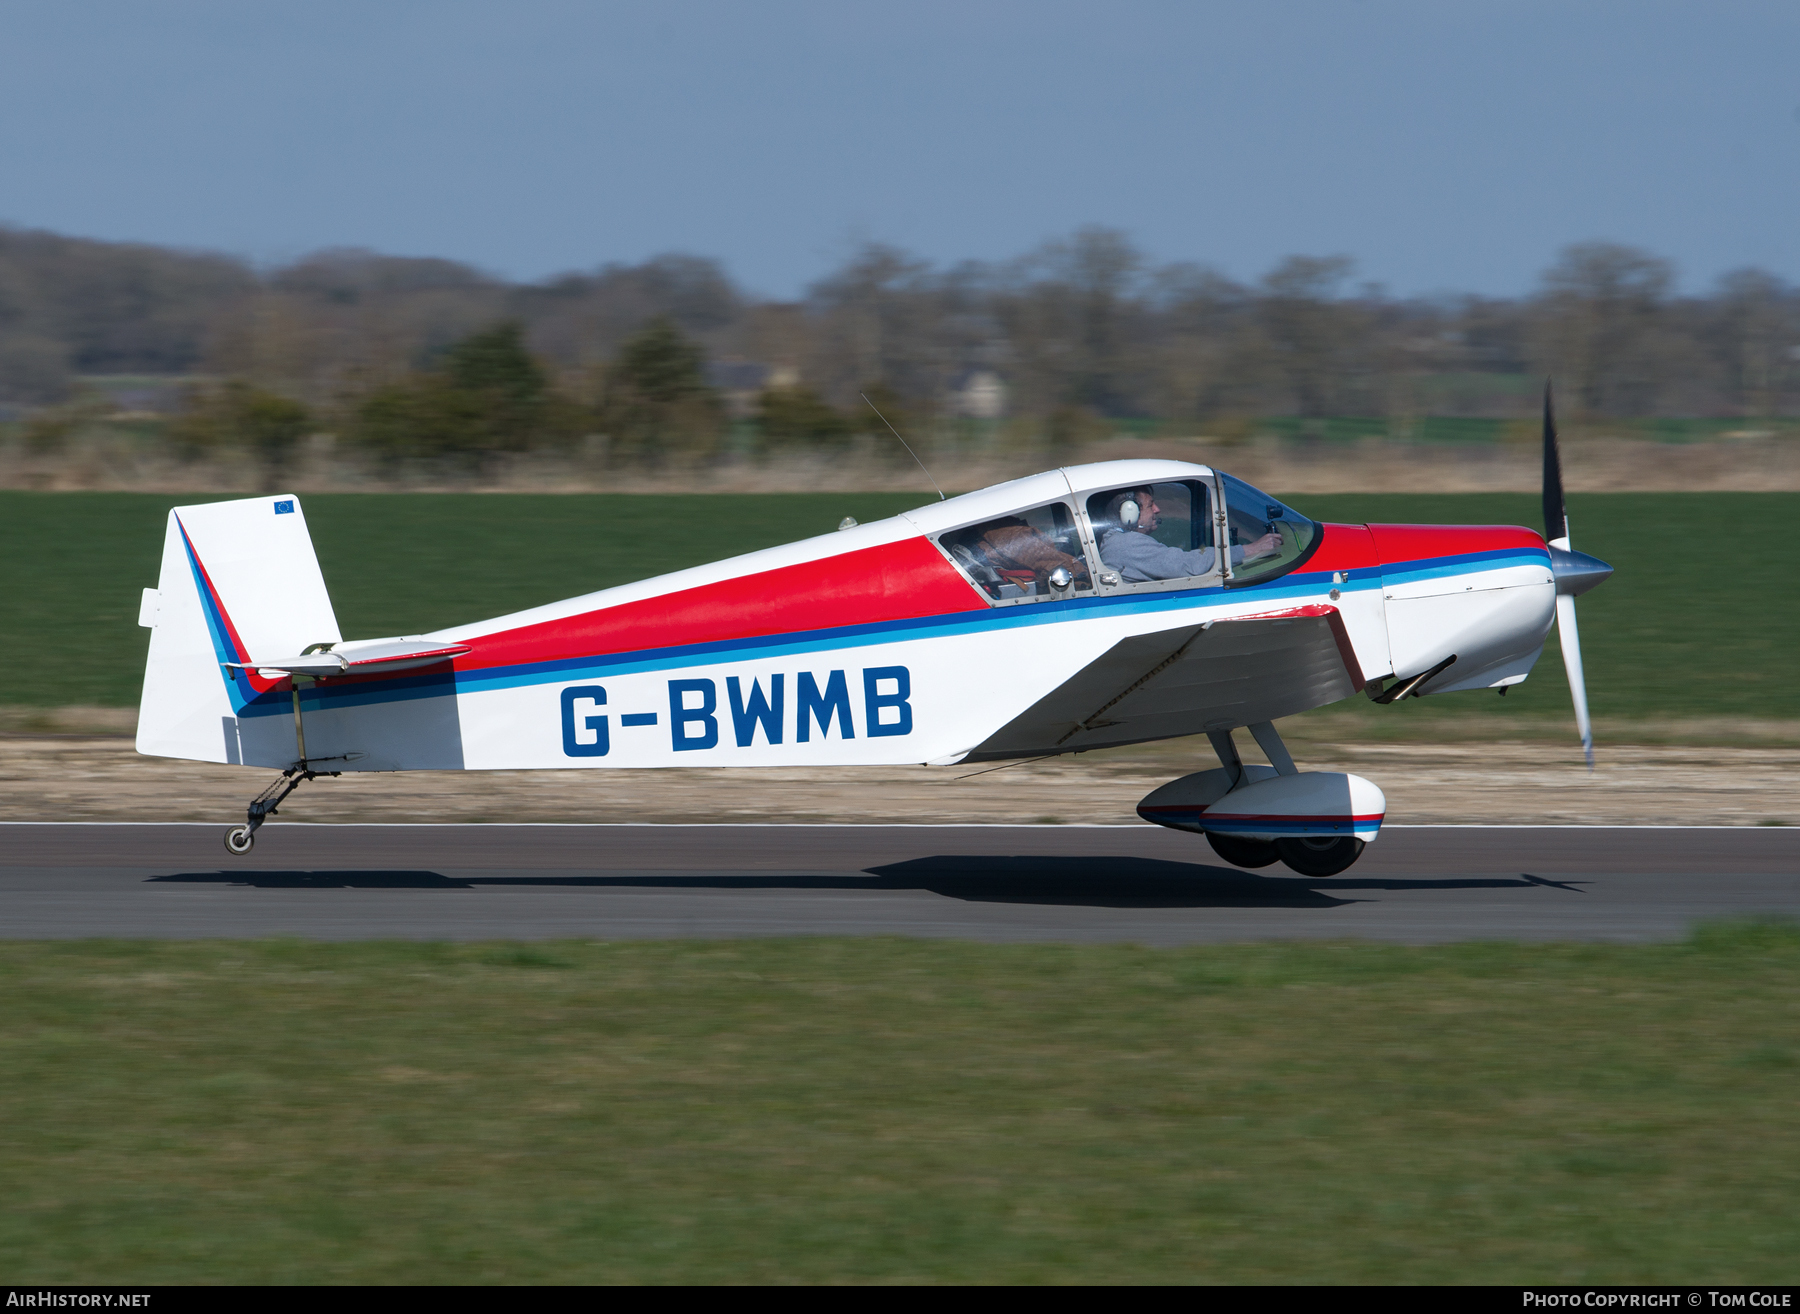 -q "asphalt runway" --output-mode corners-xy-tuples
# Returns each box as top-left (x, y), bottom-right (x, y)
(2, 822), (1795, 944)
